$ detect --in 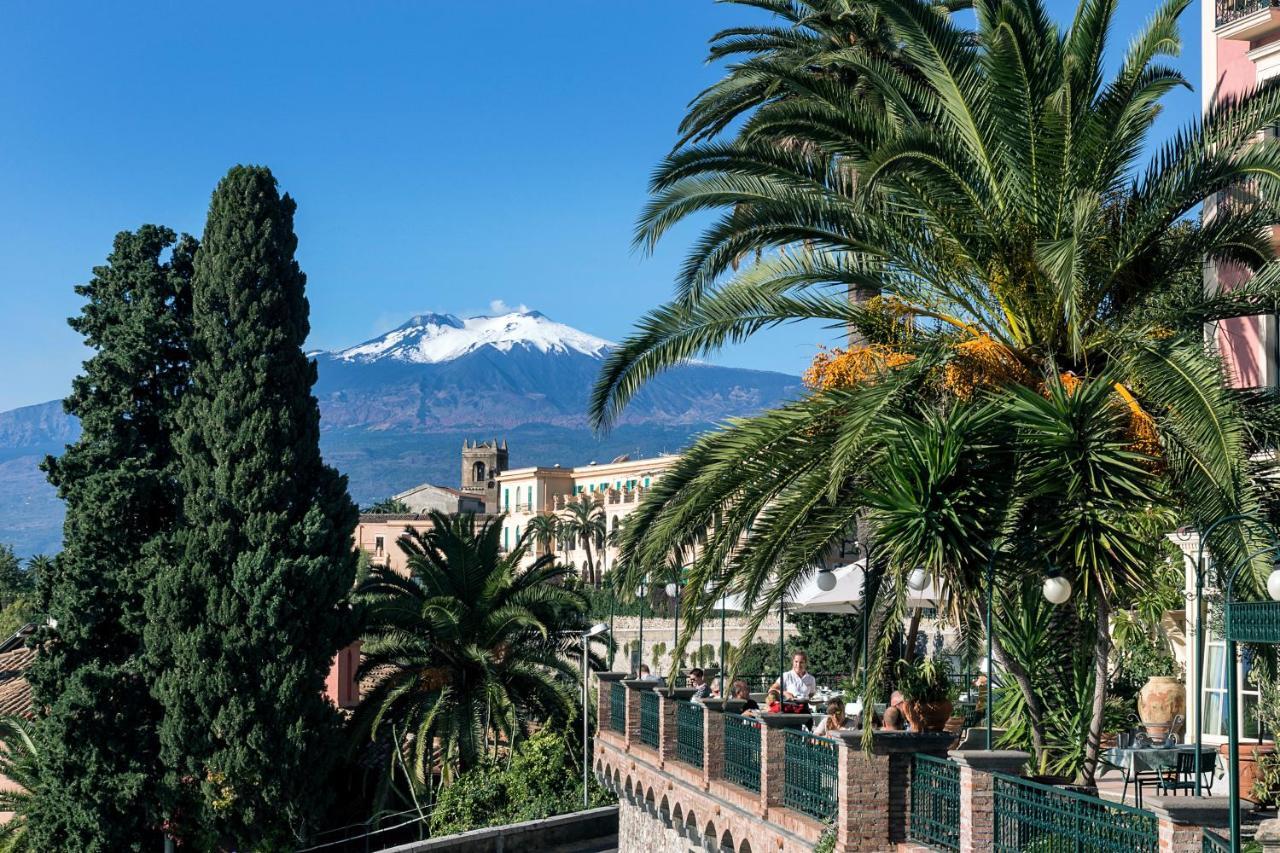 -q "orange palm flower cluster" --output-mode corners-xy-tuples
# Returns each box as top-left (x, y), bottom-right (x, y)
(803, 344), (914, 390)
(1113, 383), (1162, 459)
(942, 335), (1032, 398)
